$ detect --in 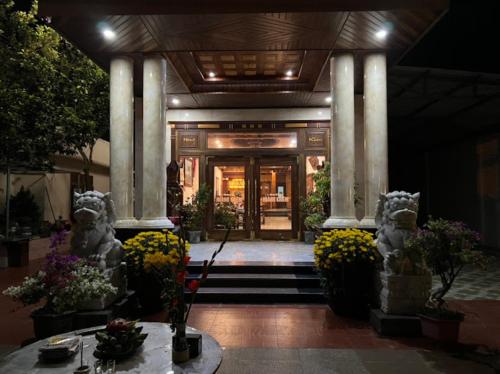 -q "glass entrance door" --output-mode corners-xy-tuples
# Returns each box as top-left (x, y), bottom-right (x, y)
(208, 158), (251, 240)
(255, 158), (298, 240)
(207, 157), (297, 240)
